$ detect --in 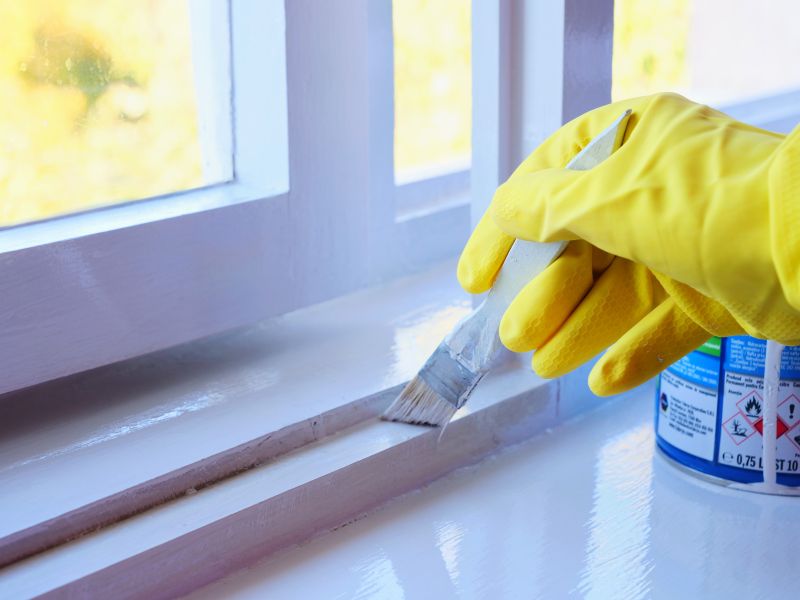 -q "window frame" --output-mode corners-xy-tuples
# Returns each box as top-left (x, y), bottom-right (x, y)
(4, 0), (796, 398)
(6, 1), (800, 593)
(0, 0), (619, 573)
(0, 0), (473, 396)
(471, 0), (614, 223)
